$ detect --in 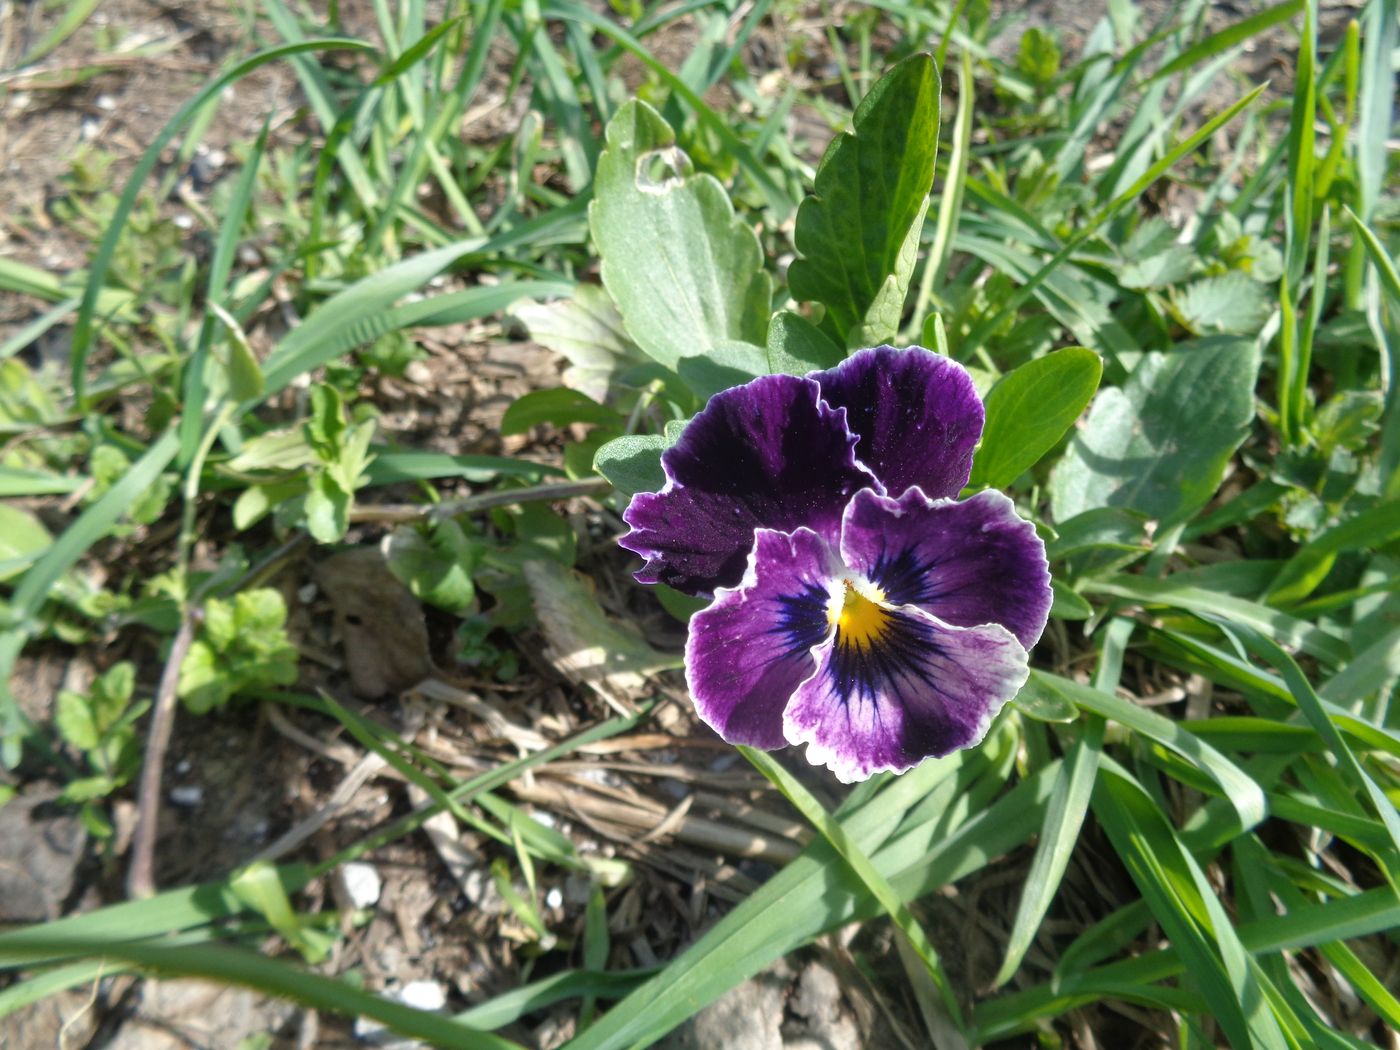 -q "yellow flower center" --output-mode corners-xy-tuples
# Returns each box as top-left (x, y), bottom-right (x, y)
(829, 580), (891, 651)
